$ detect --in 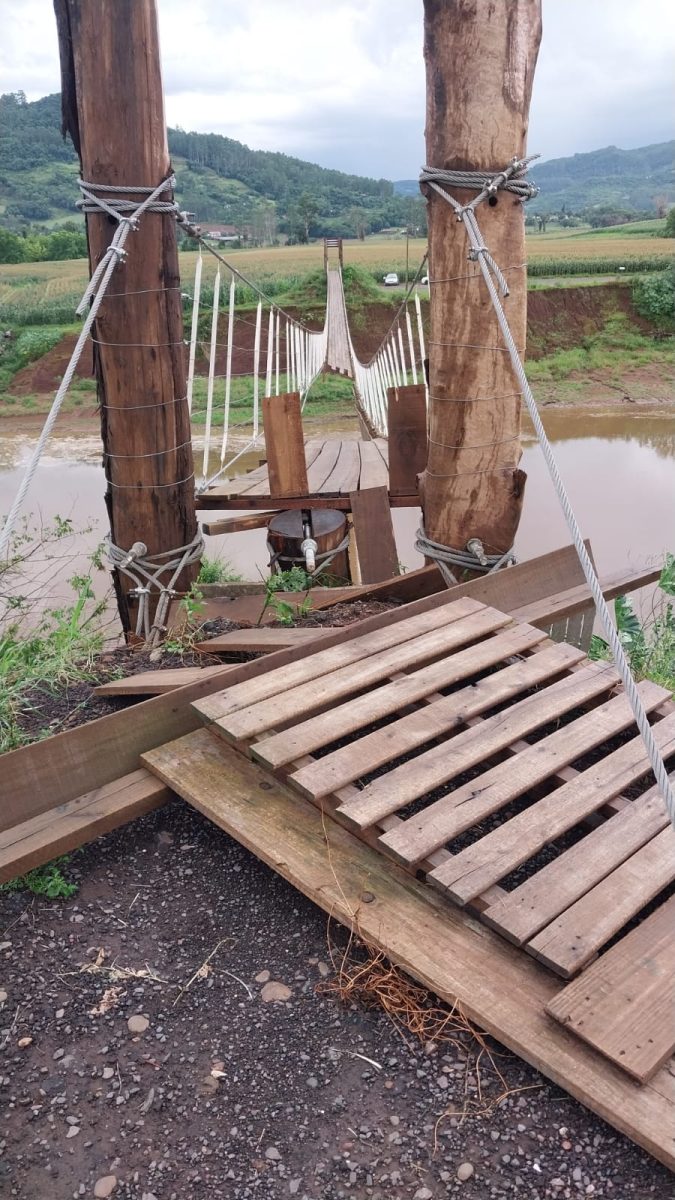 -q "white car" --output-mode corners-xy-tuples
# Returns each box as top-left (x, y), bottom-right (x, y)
(383, 272), (400, 286)
(420, 275), (429, 286)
